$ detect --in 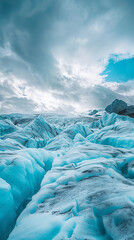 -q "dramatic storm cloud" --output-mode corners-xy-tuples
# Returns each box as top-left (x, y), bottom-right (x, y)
(0, 0), (134, 113)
